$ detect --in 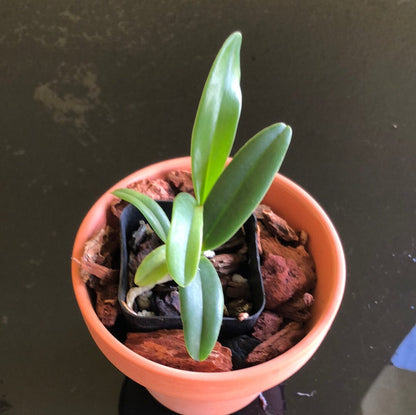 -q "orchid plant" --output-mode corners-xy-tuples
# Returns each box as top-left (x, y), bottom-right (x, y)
(113, 32), (291, 361)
